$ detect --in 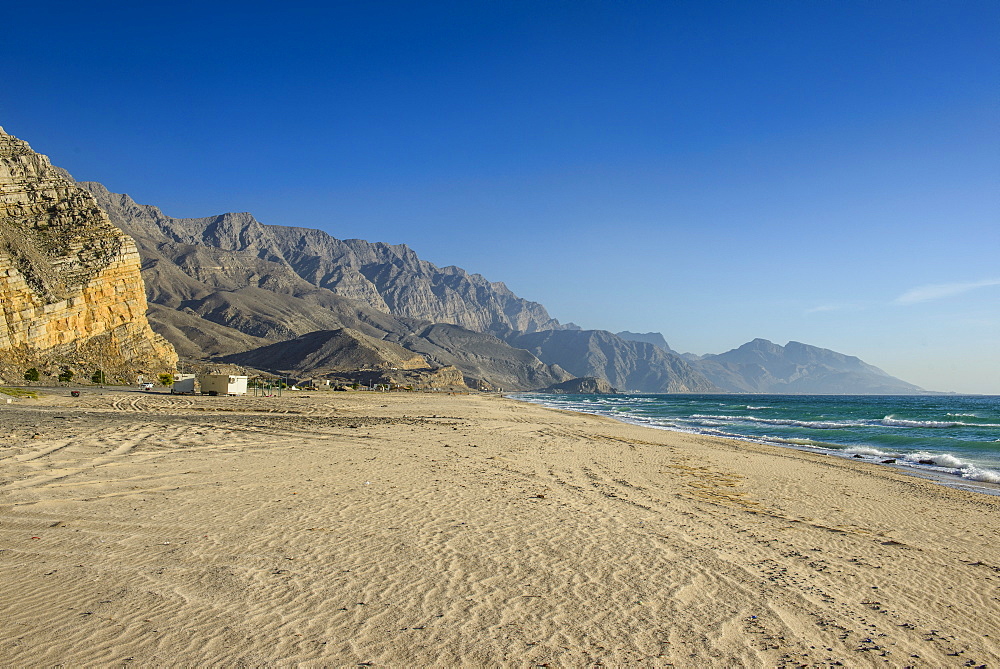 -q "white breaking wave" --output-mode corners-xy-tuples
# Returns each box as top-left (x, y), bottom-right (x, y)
(855, 450), (1000, 484)
(882, 416), (962, 428)
(845, 446), (895, 458)
(881, 416), (1000, 428)
(960, 466), (1000, 484)
(903, 451), (967, 468)
(691, 414), (868, 429)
